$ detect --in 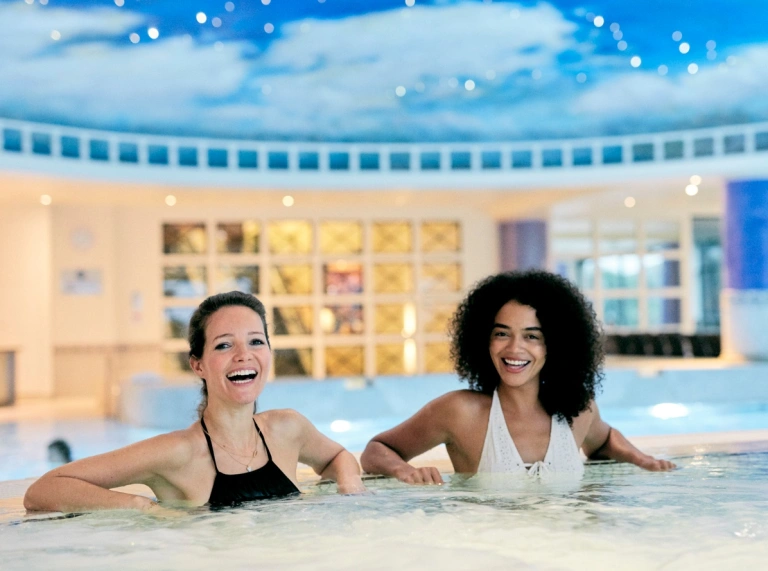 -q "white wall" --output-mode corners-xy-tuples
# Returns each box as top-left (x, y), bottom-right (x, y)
(0, 205), (52, 397)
